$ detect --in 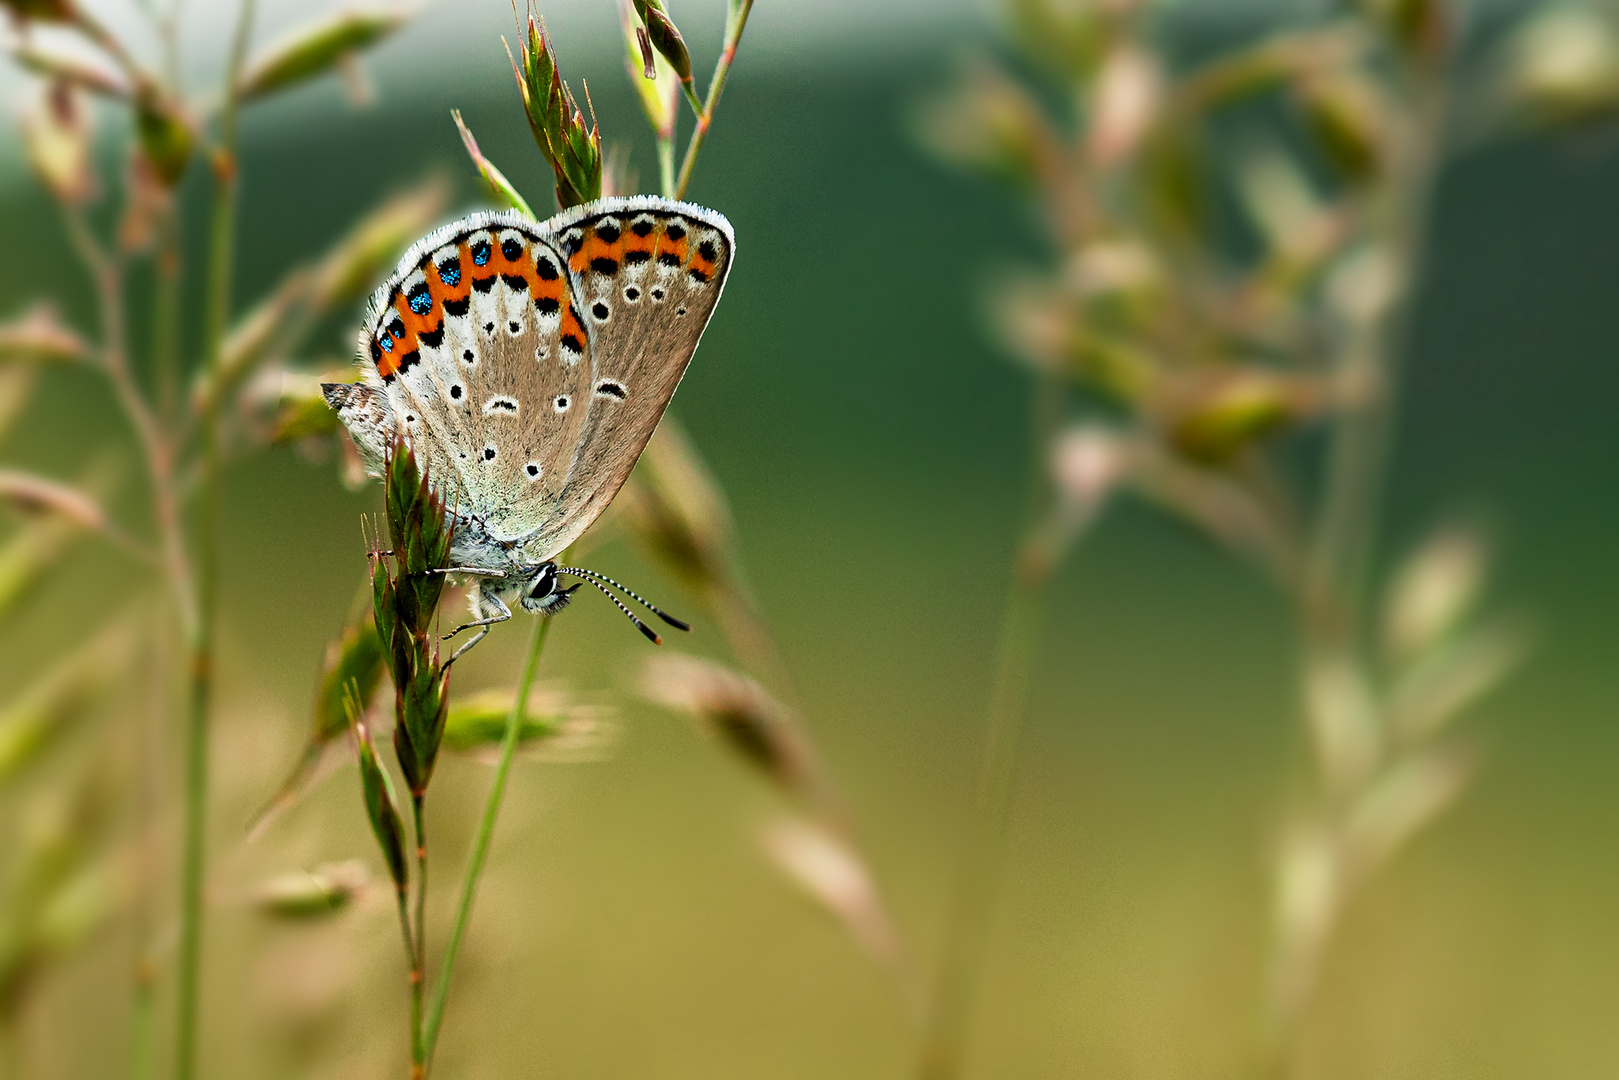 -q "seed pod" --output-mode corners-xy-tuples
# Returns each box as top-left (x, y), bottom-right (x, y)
(642, 654), (814, 803)
(620, 0), (679, 139)
(134, 95), (193, 190)
(0, 304), (89, 367)
(236, 10), (409, 102)
(631, 0), (692, 83)
(1503, 6), (1619, 124)
(354, 722), (408, 893)
(252, 860), (369, 920)
(0, 0), (76, 23)
(511, 5), (602, 209)
(21, 80), (94, 205)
